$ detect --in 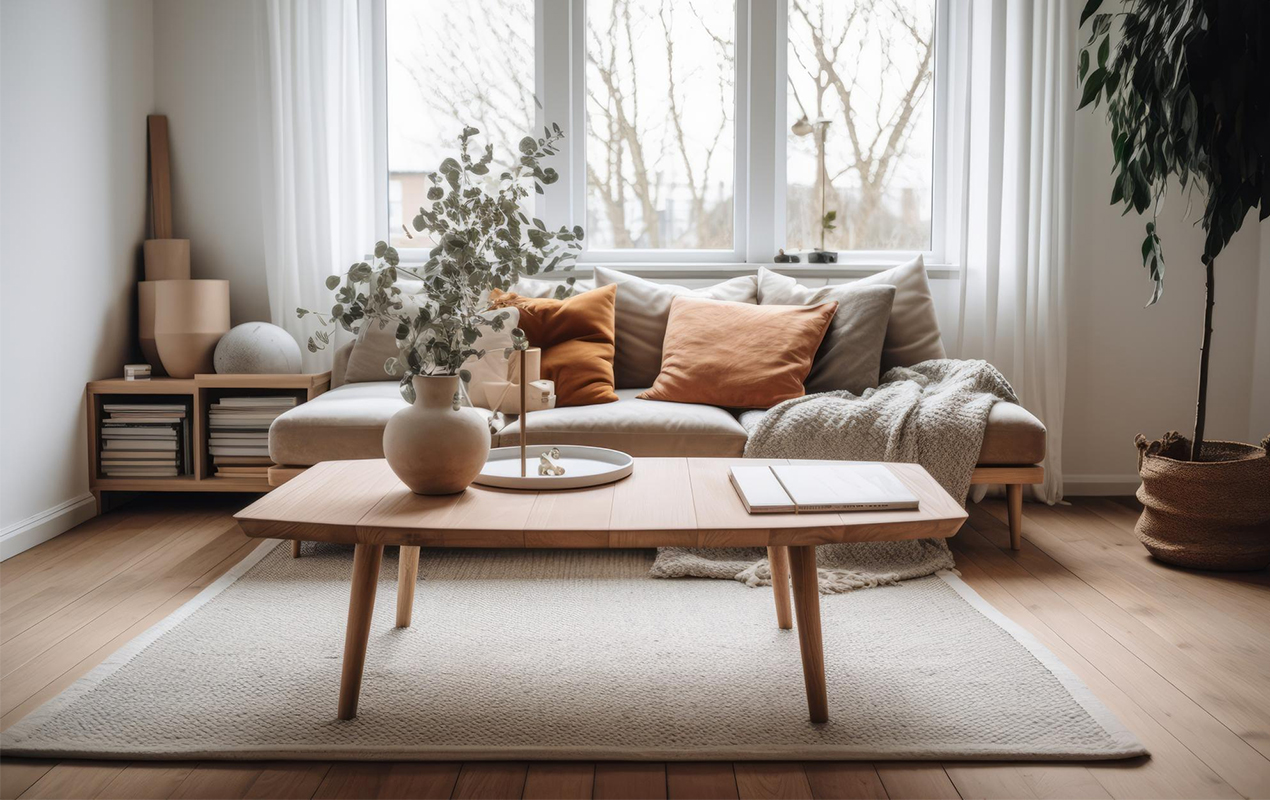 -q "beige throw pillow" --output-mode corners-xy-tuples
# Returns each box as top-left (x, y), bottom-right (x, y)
(343, 306), (520, 410)
(853, 254), (946, 370)
(594, 266), (759, 388)
(756, 268), (895, 395)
